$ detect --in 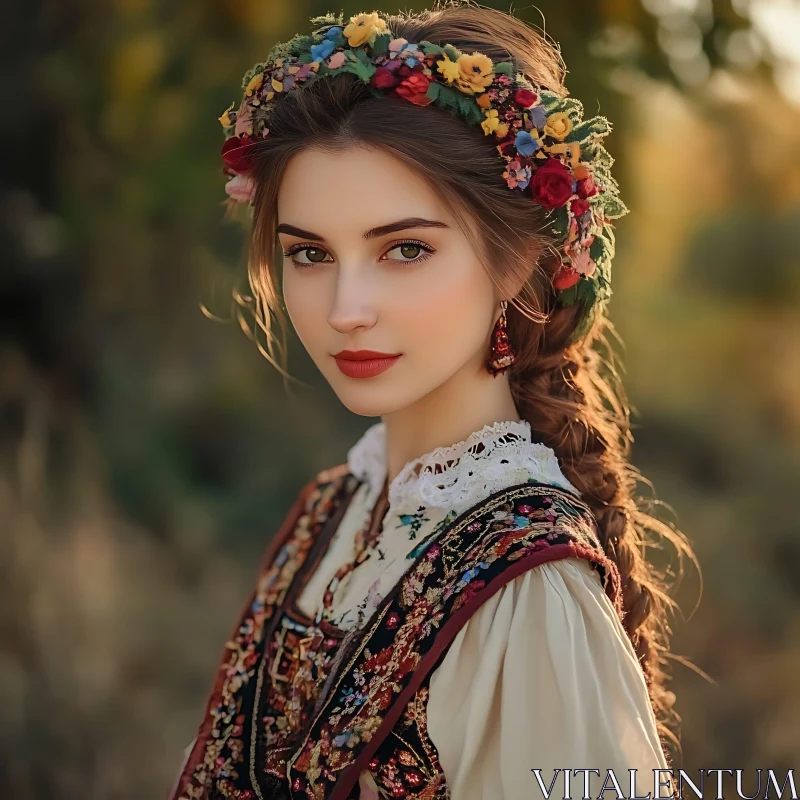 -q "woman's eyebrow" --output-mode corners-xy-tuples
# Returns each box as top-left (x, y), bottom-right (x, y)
(276, 217), (450, 242)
